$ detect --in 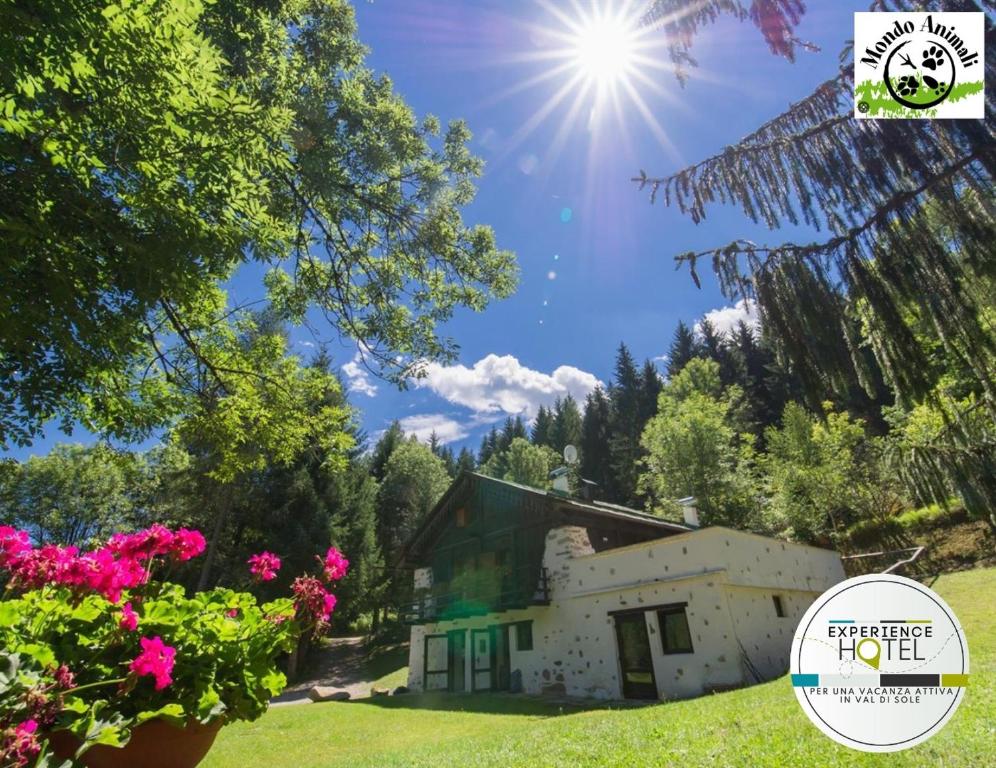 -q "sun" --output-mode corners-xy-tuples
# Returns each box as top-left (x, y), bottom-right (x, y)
(571, 13), (637, 84)
(491, 1), (680, 162)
